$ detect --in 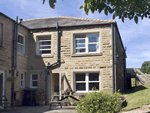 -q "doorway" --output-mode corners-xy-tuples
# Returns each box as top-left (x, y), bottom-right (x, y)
(0, 70), (5, 108)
